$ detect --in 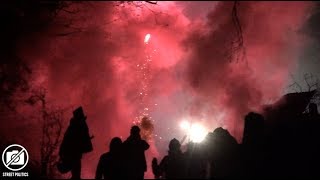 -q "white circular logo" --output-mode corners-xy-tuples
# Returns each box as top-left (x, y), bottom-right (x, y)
(2, 144), (29, 171)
